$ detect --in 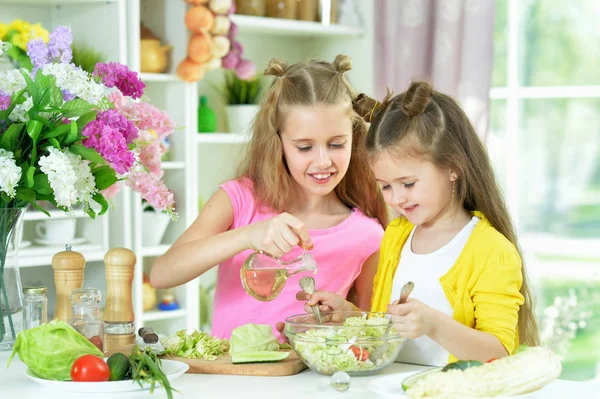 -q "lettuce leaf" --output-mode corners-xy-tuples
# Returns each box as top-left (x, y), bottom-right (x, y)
(161, 329), (229, 360)
(230, 324), (280, 353)
(7, 320), (103, 380)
